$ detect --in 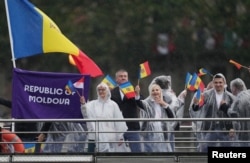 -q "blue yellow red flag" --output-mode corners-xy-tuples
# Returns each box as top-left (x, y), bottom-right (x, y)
(69, 51), (103, 78)
(139, 61), (151, 79)
(197, 68), (208, 77)
(5, 0), (80, 59)
(196, 87), (204, 107)
(101, 75), (116, 89)
(185, 72), (192, 89)
(187, 73), (205, 91)
(65, 80), (76, 94)
(119, 81), (136, 99)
